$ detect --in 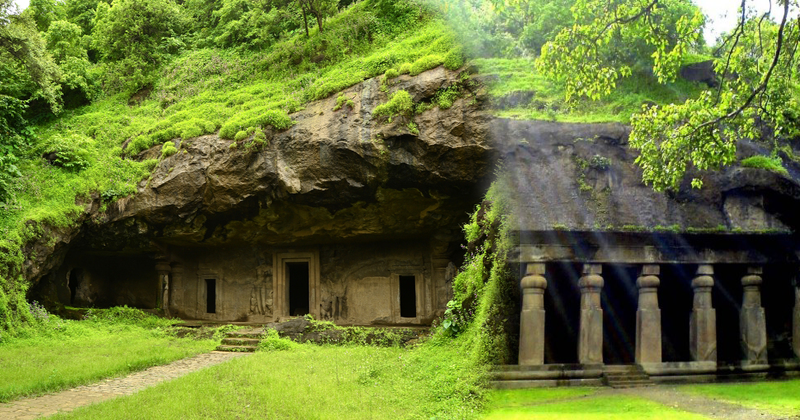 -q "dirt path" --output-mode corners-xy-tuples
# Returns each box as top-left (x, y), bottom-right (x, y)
(0, 351), (250, 420)
(618, 386), (794, 420)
